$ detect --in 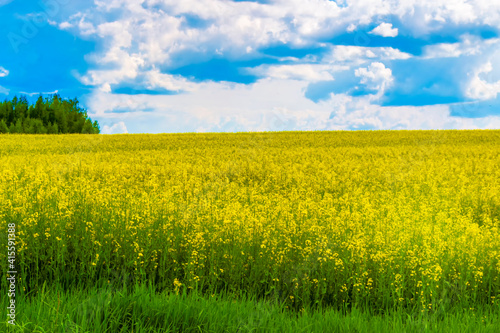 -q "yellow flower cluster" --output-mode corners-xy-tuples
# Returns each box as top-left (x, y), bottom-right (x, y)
(0, 130), (499, 311)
